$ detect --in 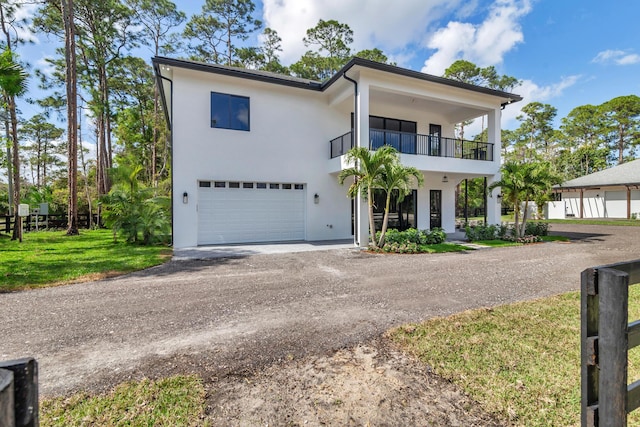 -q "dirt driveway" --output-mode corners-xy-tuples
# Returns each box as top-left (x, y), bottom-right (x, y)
(1, 223), (639, 425)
